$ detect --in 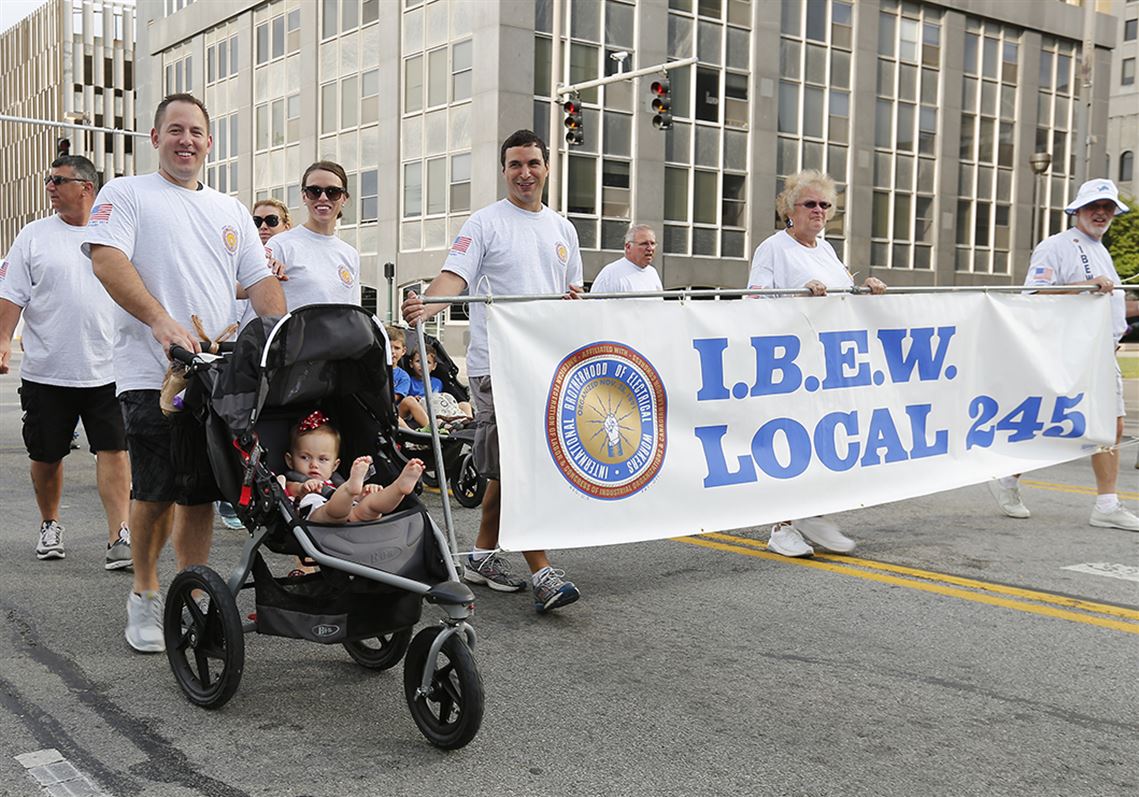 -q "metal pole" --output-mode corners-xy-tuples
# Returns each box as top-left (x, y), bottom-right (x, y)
(1074, 0), (1096, 185)
(1032, 173), (1041, 247)
(0, 113), (150, 138)
(411, 323), (462, 572)
(414, 284), (1119, 306)
(558, 56), (698, 98)
(547, 0), (562, 213)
